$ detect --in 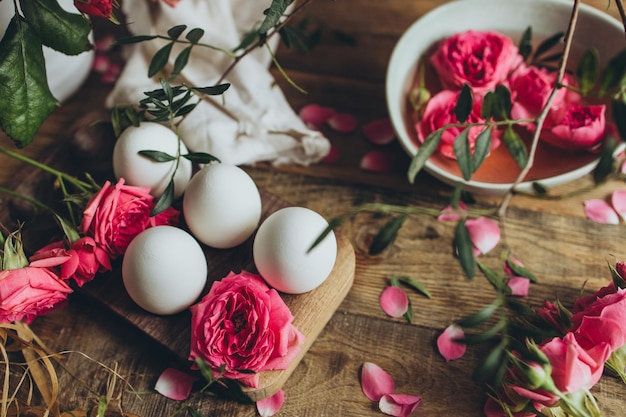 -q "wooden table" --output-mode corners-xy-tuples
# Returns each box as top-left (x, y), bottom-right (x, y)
(1, 1), (626, 416)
